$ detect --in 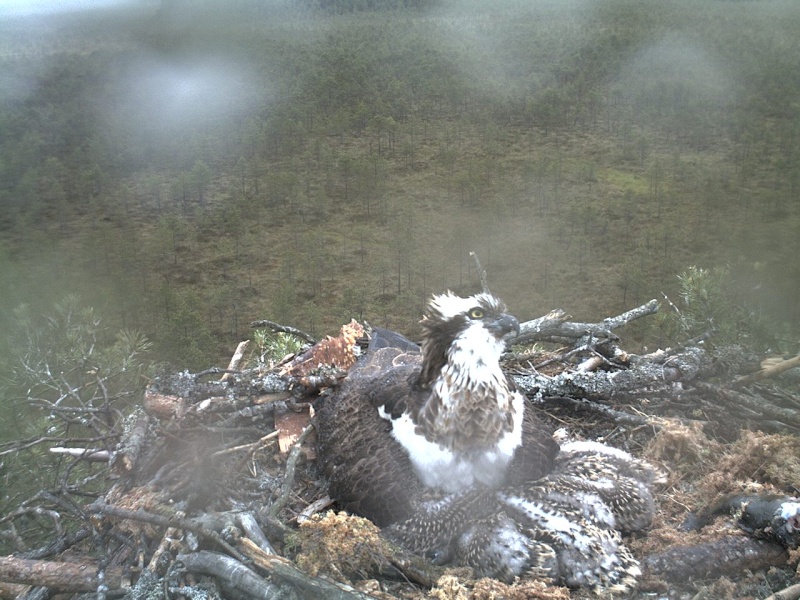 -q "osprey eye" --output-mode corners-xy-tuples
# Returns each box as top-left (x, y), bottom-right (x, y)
(468, 308), (484, 319)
